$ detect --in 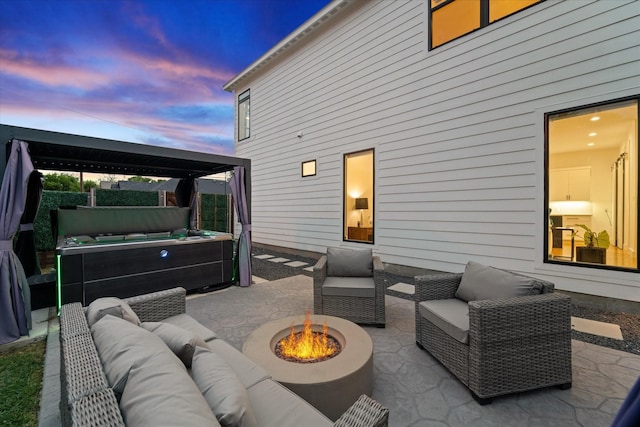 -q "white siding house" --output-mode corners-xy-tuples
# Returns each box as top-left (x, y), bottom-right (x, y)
(224, 0), (639, 302)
